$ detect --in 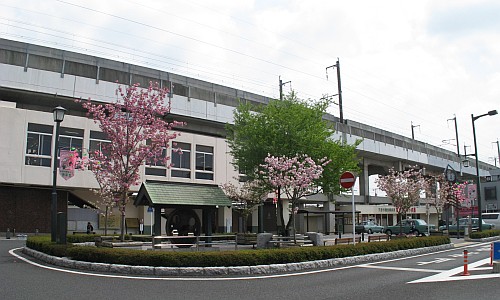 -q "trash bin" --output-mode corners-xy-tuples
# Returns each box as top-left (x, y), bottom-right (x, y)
(493, 242), (500, 273)
(493, 242), (500, 261)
